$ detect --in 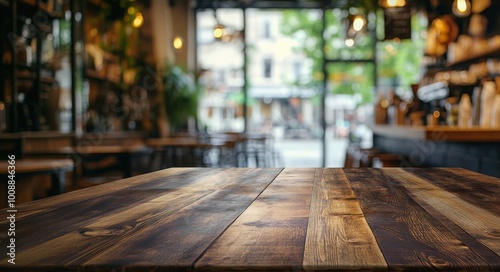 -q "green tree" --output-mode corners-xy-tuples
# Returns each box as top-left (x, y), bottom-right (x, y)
(377, 13), (427, 89)
(280, 6), (426, 105)
(281, 10), (324, 90)
(281, 7), (377, 106)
